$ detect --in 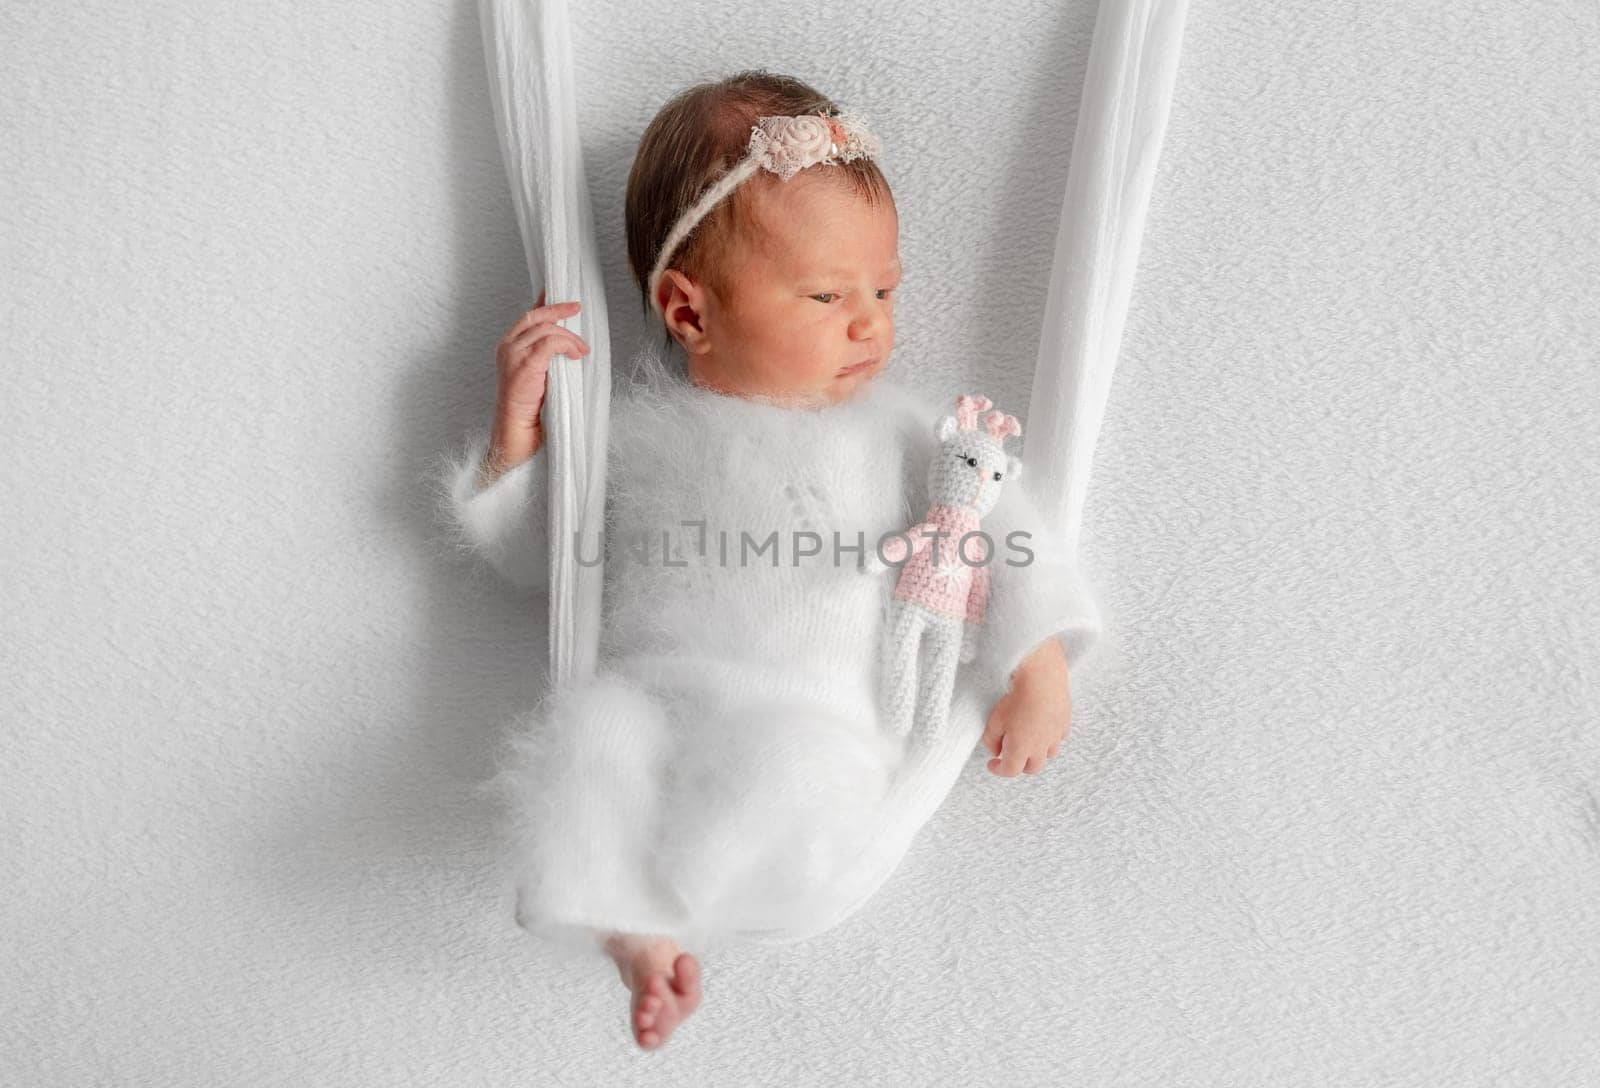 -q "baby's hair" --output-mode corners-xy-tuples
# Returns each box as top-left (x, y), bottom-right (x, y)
(624, 69), (894, 322)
